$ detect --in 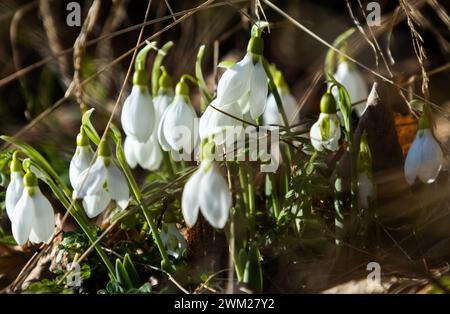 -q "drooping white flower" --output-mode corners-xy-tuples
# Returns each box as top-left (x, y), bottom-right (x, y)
(74, 140), (130, 218)
(199, 100), (243, 145)
(6, 155), (23, 220)
(263, 90), (298, 126)
(310, 92), (341, 152)
(11, 170), (55, 245)
(182, 158), (231, 229)
(160, 223), (187, 259)
(158, 80), (198, 154)
(404, 113), (443, 185)
(69, 130), (93, 189)
(331, 61), (368, 117)
(120, 85), (155, 142)
(216, 36), (268, 120)
(124, 90), (172, 170)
